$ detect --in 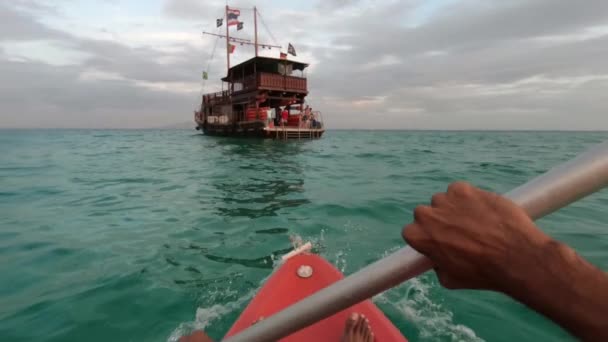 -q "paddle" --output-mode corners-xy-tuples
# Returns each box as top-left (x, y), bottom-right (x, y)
(224, 141), (608, 342)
